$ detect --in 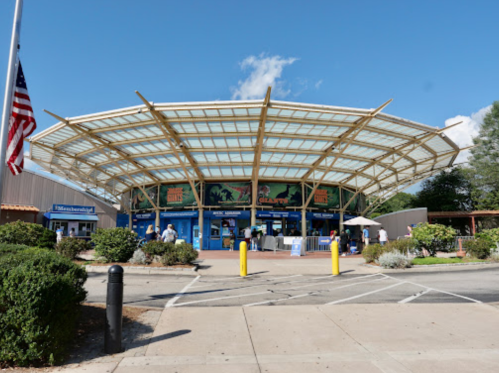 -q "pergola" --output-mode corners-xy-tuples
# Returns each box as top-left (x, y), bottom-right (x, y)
(28, 88), (464, 234)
